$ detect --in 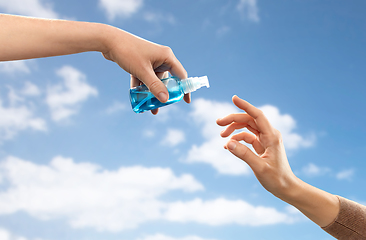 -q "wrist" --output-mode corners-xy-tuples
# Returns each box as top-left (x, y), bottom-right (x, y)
(85, 22), (113, 54)
(278, 176), (339, 227)
(273, 174), (305, 204)
(96, 24), (132, 62)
